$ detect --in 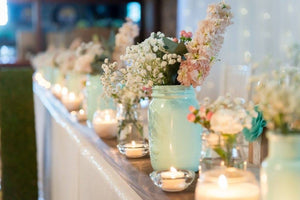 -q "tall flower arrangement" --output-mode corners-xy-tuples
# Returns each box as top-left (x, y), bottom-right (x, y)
(74, 41), (104, 74)
(112, 18), (139, 66)
(121, 2), (233, 88)
(254, 67), (300, 134)
(178, 3), (233, 86)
